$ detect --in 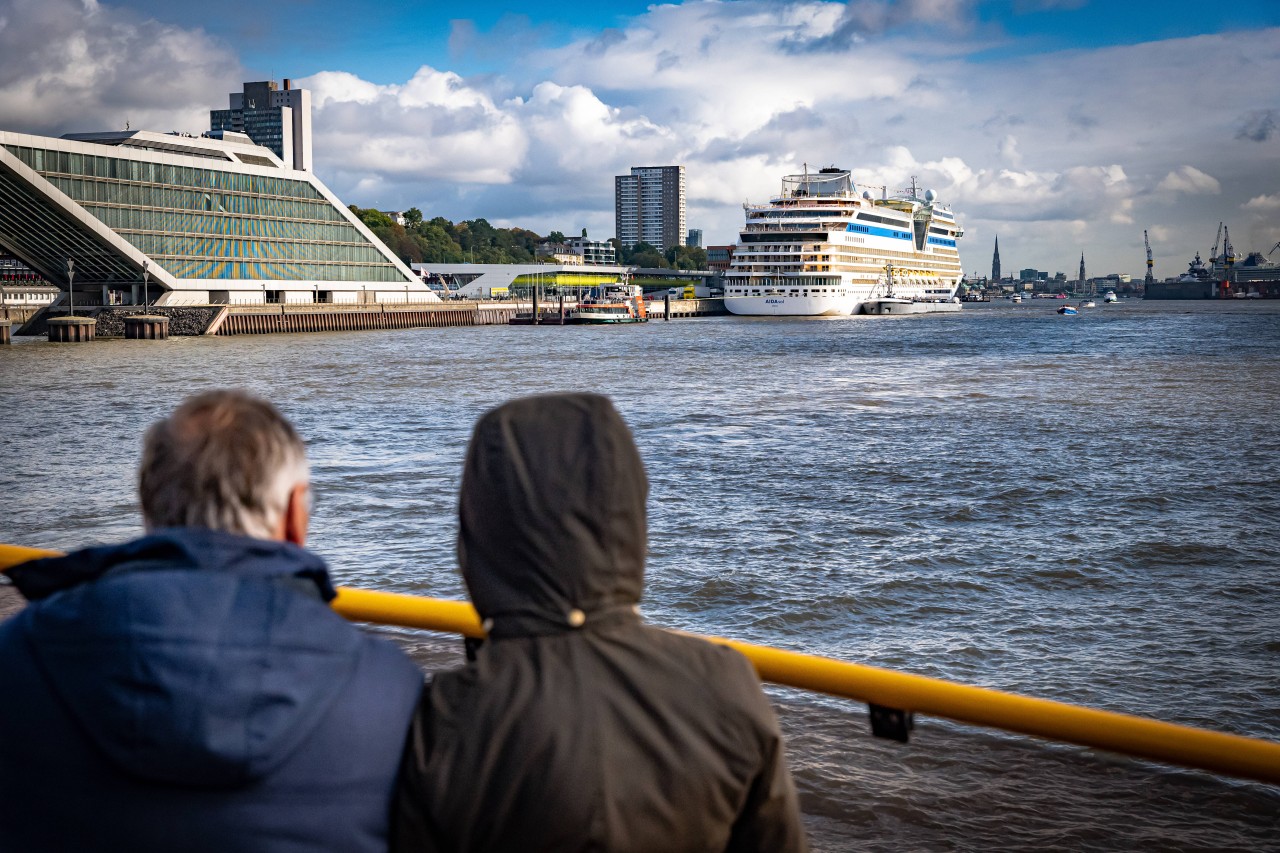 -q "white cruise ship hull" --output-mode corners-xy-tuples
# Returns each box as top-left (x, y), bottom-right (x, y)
(724, 294), (861, 316)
